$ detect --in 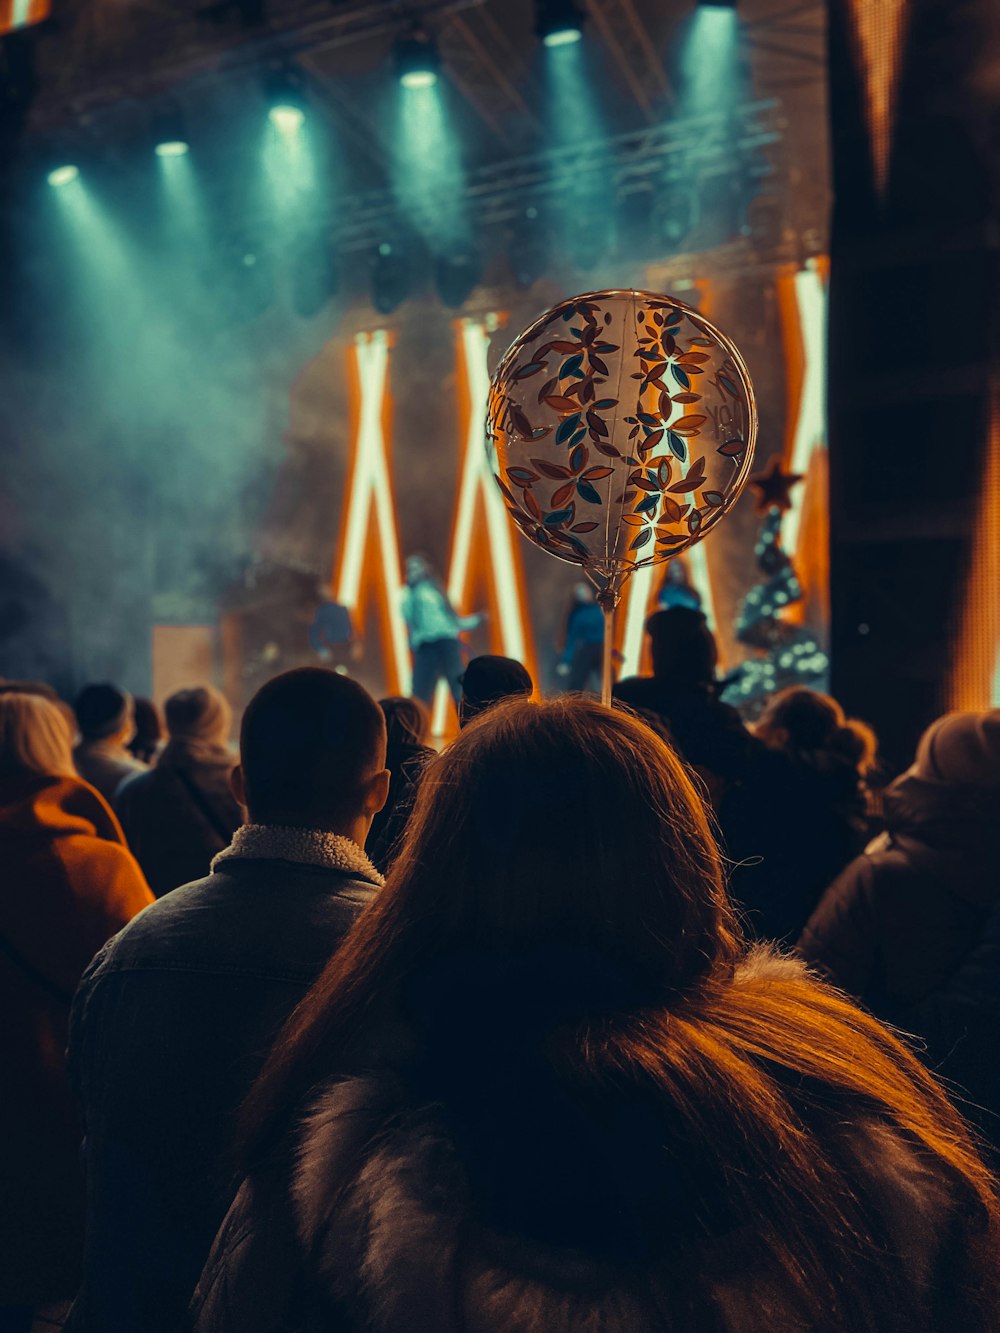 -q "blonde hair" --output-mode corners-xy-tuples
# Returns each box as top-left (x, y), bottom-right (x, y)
(0, 692), (76, 779)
